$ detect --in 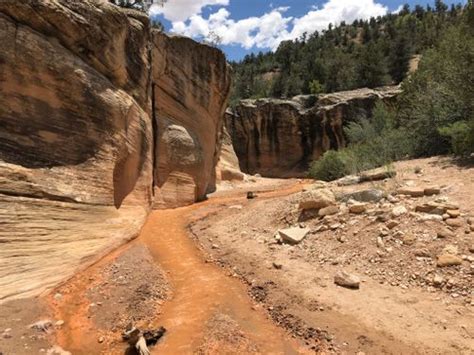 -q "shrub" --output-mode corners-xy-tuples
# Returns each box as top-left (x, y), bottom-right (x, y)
(308, 150), (351, 181)
(439, 120), (474, 156)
